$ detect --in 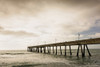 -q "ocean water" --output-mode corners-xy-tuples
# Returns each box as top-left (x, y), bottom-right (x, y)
(0, 49), (100, 67)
